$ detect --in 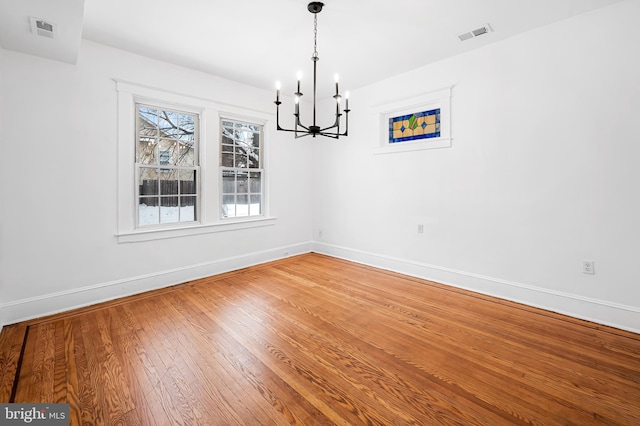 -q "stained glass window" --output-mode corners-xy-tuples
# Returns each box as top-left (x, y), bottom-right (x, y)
(389, 108), (440, 144)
